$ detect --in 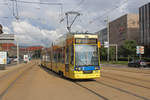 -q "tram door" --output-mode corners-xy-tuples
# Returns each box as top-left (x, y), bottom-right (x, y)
(65, 45), (70, 76)
(65, 44), (74, 77)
